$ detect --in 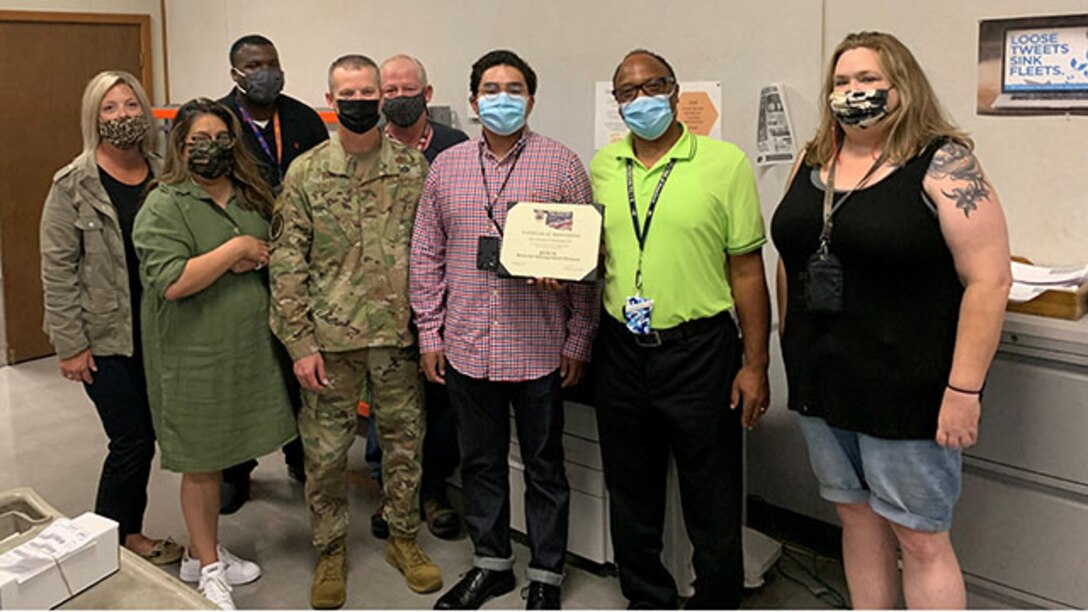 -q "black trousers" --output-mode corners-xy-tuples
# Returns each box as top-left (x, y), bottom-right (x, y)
(82, 354), (156, 539)
(446, 366), (569, 576)
(595, 314), (744, 609)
